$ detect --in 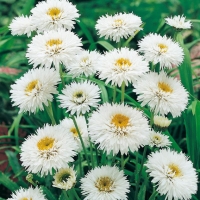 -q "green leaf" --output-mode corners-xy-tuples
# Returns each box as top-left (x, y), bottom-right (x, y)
(192, 100), (197, 115)
(41, 186), (57, 200)
(96, 41), (115, 51)
(0, 172), (19, 191)
(138, 184), (146, 200)
(5, 150), (21, 176)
